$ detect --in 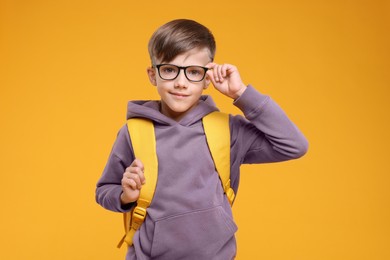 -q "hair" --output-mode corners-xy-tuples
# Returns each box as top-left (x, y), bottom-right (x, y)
(148, 19), (216, 64)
